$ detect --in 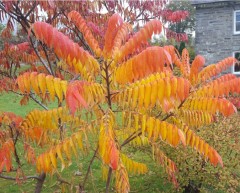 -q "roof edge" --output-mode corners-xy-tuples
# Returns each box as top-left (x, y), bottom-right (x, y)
(191, 0), (236, 5)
